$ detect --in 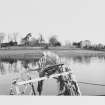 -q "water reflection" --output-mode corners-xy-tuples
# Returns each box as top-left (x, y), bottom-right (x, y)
(0, 62), (5, 75)
(63, 55), (105, 64)
(0, 55), (105, 75)
(21, 60), (30, 69)
(0, 55), (105, 95)
(0, 55), (104, 75)
(0, 55), (105, 68)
